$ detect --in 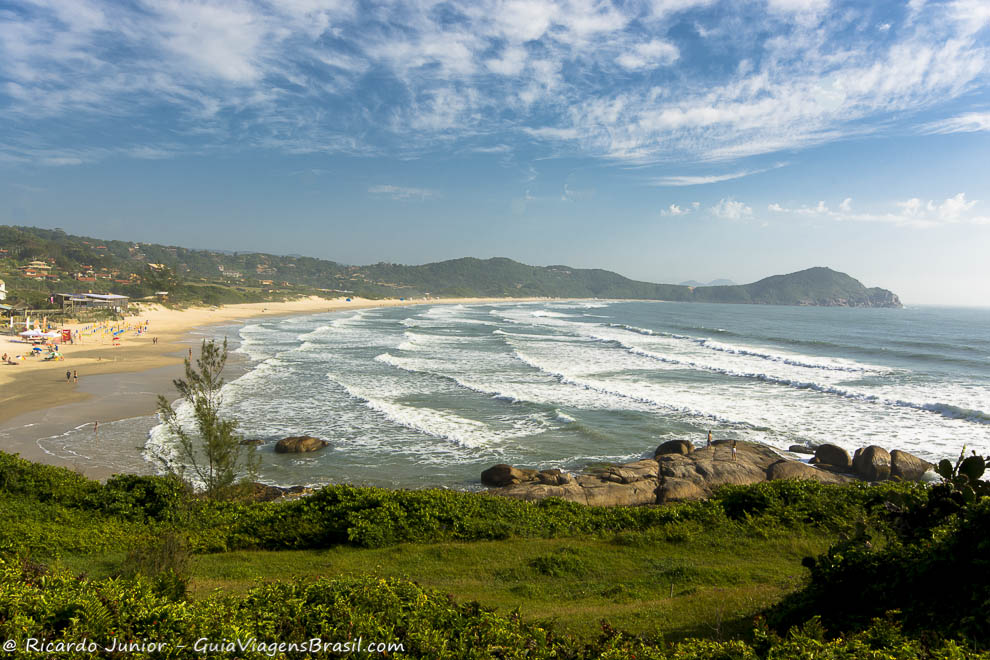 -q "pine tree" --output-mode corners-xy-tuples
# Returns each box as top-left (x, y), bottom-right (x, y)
(156, 338), (257, 499)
